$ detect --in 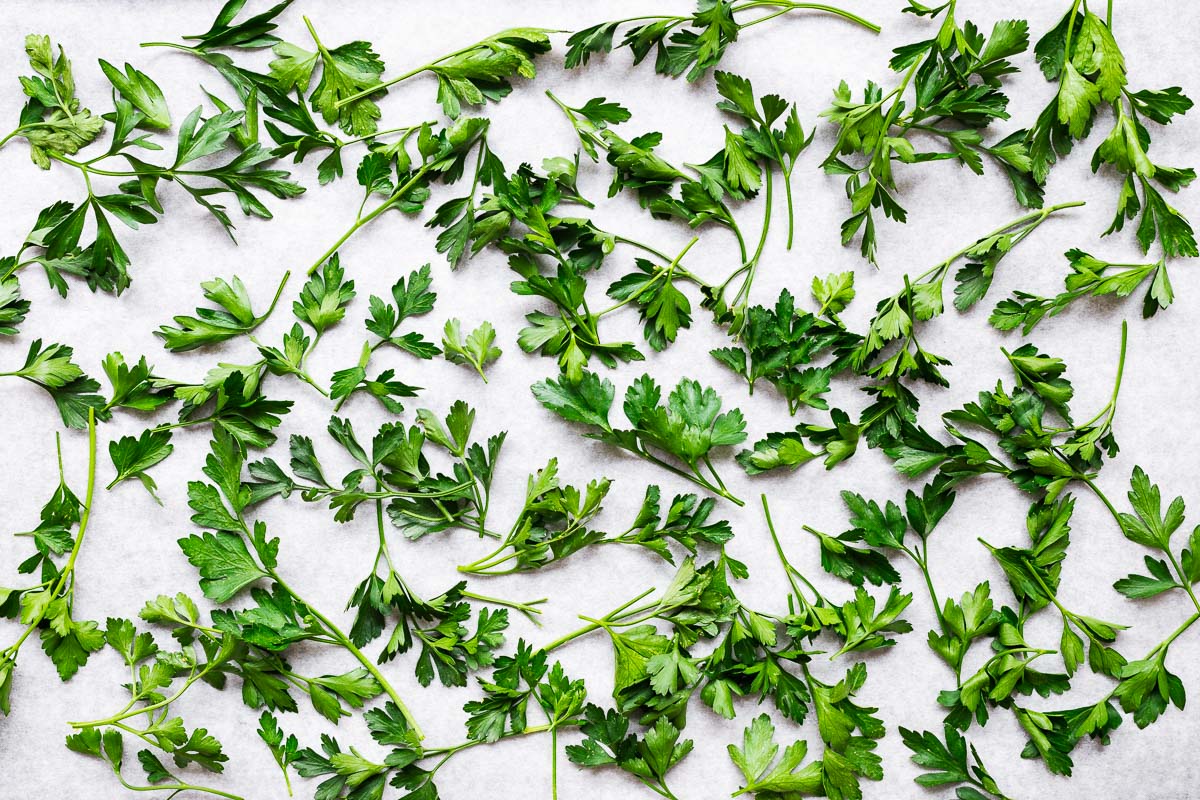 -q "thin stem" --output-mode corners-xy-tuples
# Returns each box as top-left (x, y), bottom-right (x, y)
(460, 590), (547, 626)
(3, 410), (97, 656)
(550, 727), (559, 800)
(271, 571), (424, 740)
(341, 123), (433, 147)
(58, 408), (97, 583)
(1154, 611), (1200, 656)
(541, 588), (657, 652)
(730, 167), (773, 309)
(613, 235), (674, 264)
(0, 128), (23, 149)
(140, 42), (201, 53)
(1164, 549), (1200, 614)
(118, 773), (244, 800)
(1063, 0), (1085, 58)
(69, 664), (213, 728)
(260, 270), (292, 323)
(305, 165), (434, 276)
(1083, 478), (1125, 533)
(917, 553), (947, 632)
(541, 621), (602, 653)
(598, 236), (699, 316)
(914, 201), (1089, 285)
(732, 1), (881, 33)
(761, 495), (808, 602)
